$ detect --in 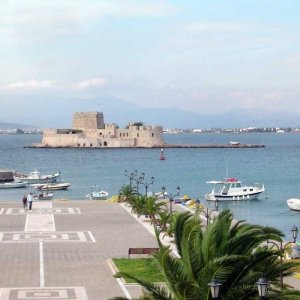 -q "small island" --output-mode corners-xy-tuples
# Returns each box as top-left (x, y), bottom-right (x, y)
(30, 111), (265, 149)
